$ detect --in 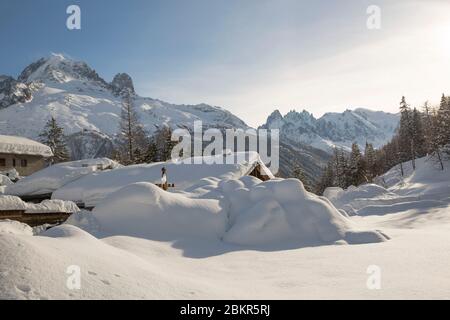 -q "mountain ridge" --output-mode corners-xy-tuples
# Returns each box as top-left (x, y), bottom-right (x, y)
(261, 107), (399, 152)
(0, 54), (398, 182)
